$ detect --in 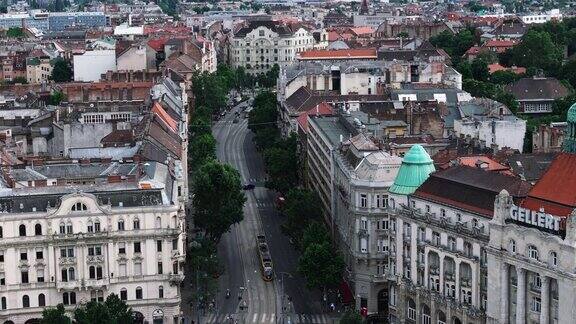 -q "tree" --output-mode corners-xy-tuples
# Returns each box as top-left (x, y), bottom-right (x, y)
(248, 91), (277, 133)
(339, 310), (363, 324)
(6, 27), (24, 38)
(48, 91), (66, 105)
(301, 221), (330, 250)
(51, 59), (73, 83)
(263, 134), (298, 194)
(508, 30), (563, 76)
(282, 189), (322, 242)
(192, 72), (227, 114)
(189, 114), (211, 137)
(456, 61), (472, 79)
(193, 160), (246, 242)
(490, 70), (520, 85)
(41, 304), (71, 324)
(494, 91), (519, 114)
(74, 294), (132, 324)
(298, 242), (345, 289)
(253, 126), (280, 151)
(189, 133), (216, 169)
(10, 76), (28, 84)
(471, 58), (489, 82)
